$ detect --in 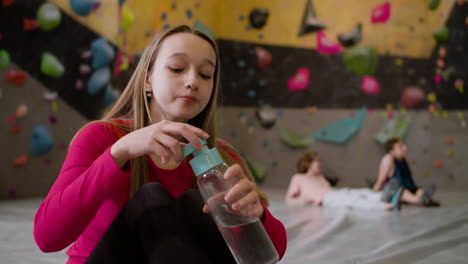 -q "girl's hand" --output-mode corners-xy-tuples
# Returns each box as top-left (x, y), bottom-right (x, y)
(111, 120), (209, 168)
(203, 164), (264, 219)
